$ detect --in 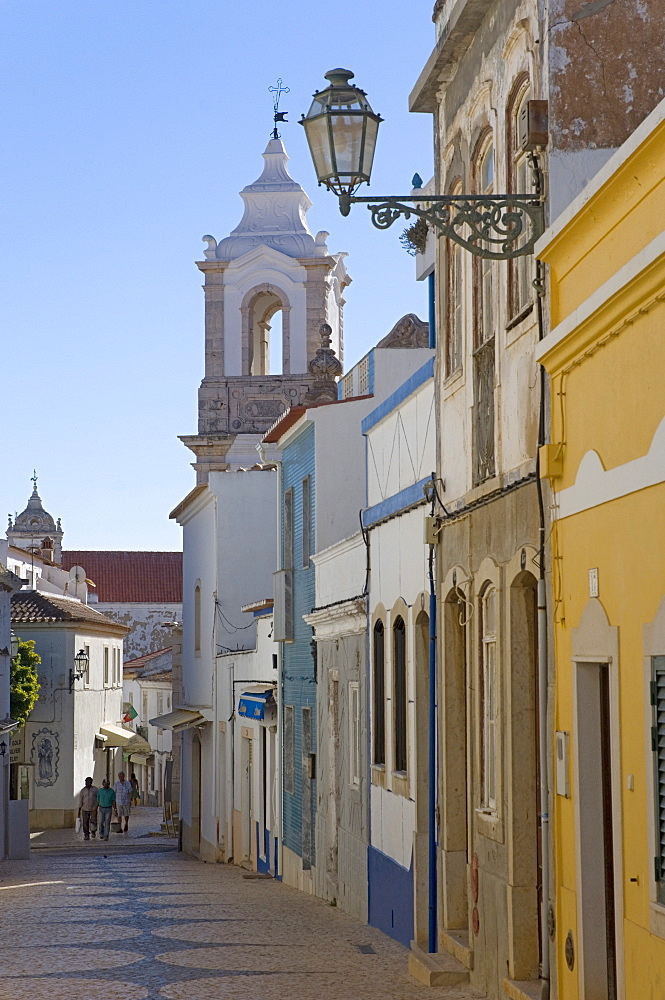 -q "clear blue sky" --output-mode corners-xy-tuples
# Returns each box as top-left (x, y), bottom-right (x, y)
(1, 1), (434, 550)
